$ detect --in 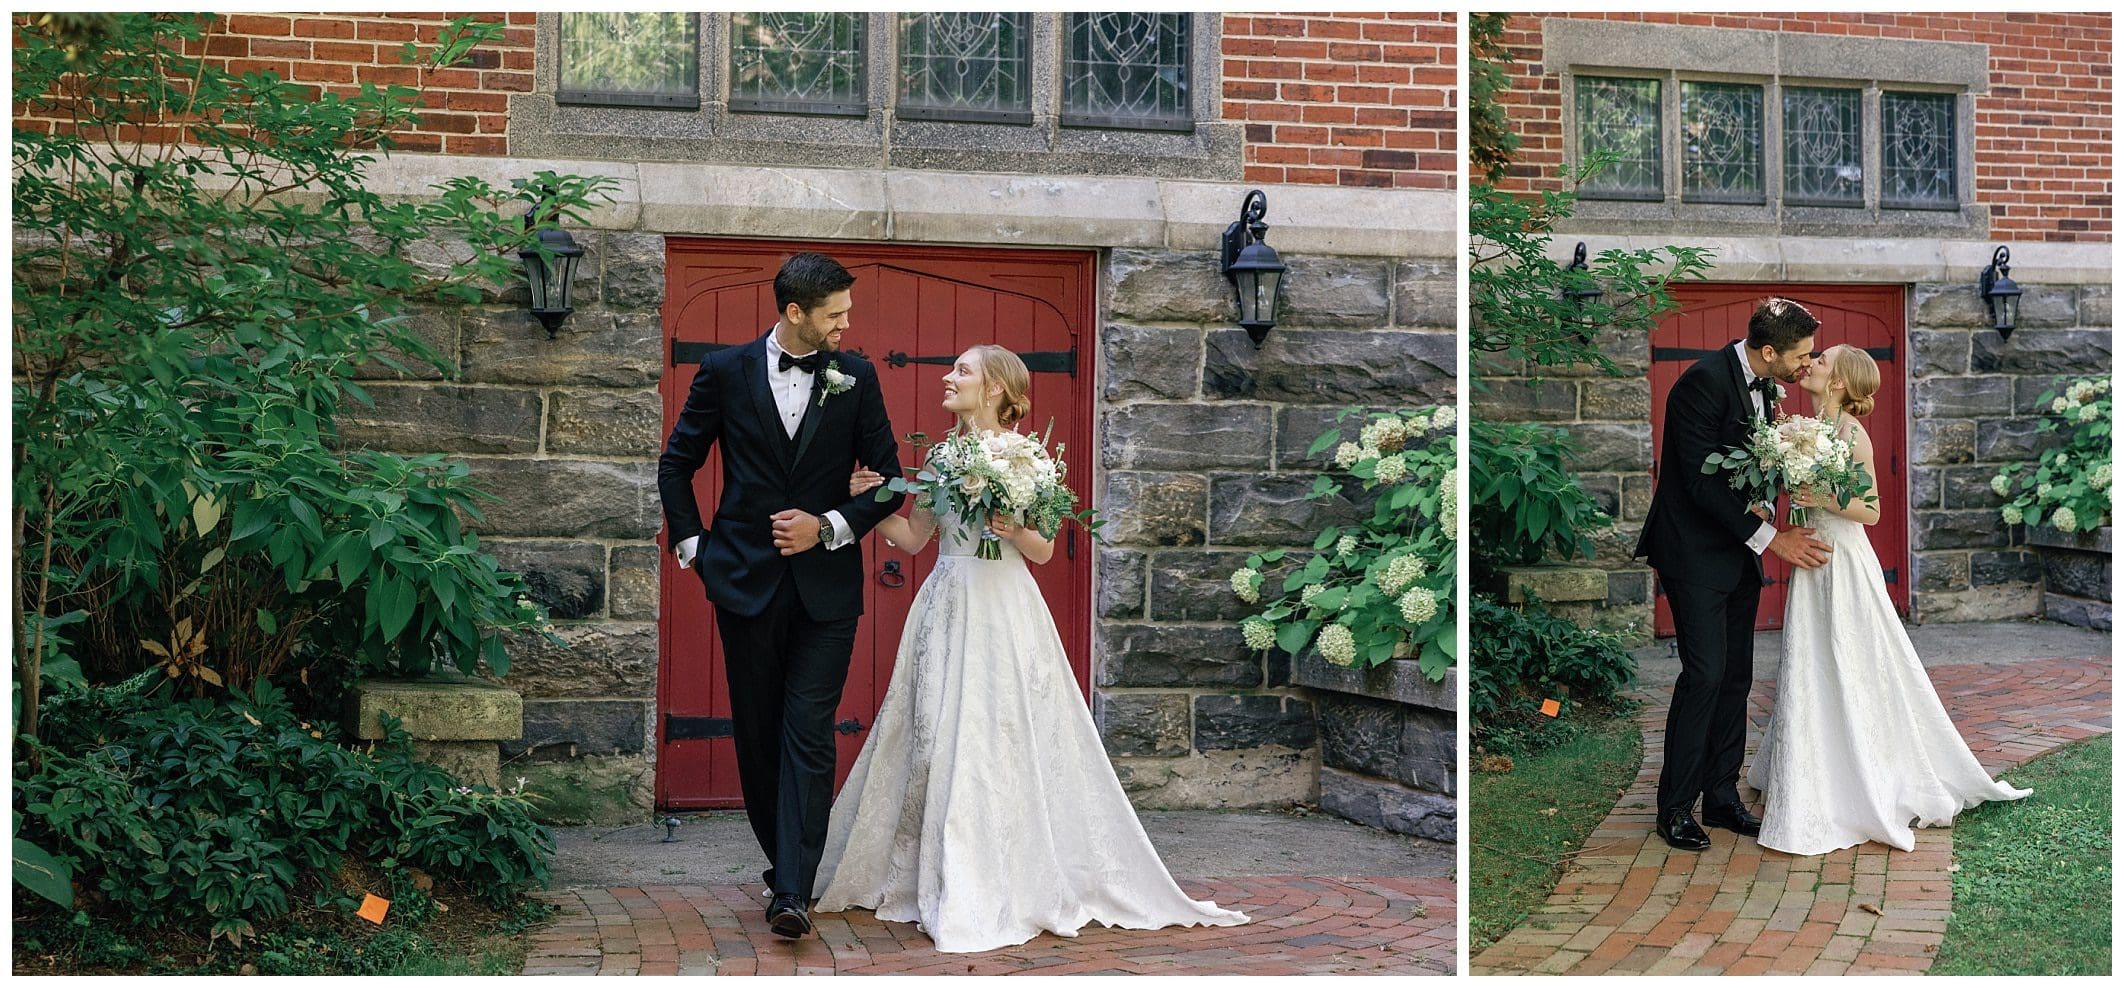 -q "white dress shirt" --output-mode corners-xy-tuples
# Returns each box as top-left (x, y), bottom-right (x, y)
(1734, 340), (1778, 555)
(676, 327), (853, 569)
